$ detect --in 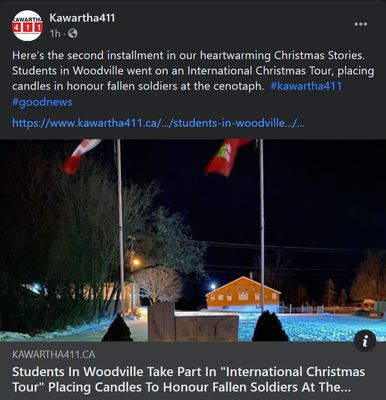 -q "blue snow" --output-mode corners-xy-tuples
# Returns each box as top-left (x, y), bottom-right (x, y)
(238, 313), (386, 342)
(2, 312), (386, 342)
